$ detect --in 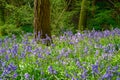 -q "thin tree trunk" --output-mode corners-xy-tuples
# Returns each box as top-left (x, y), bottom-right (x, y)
(78, 0), (88, 31)
(34, 0), (52, 45)
(92, 0), (96, 17)
(0, 1), (5, 26)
